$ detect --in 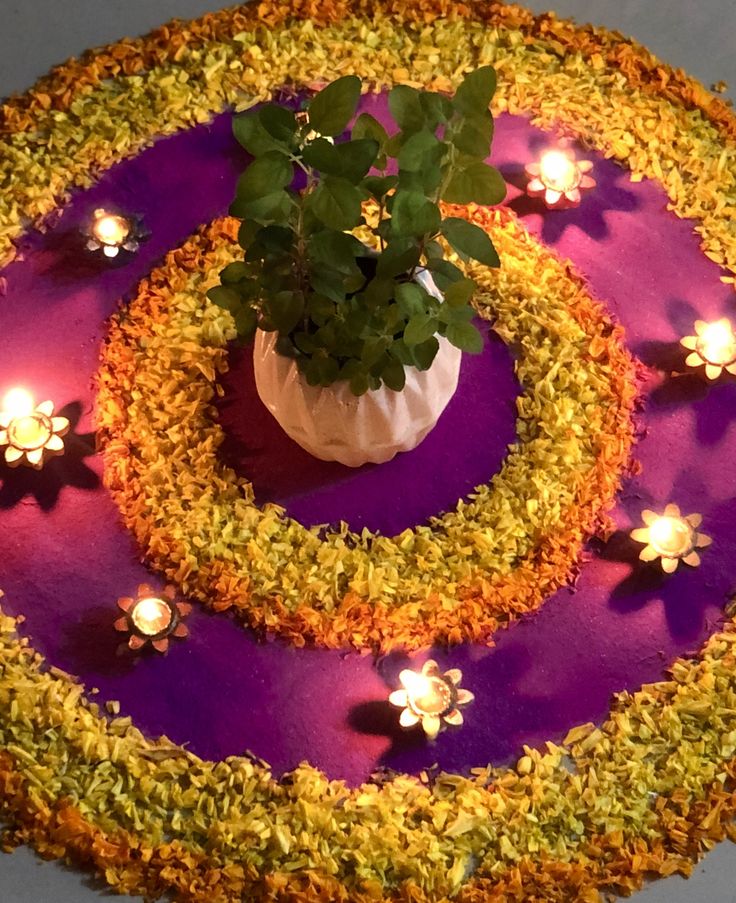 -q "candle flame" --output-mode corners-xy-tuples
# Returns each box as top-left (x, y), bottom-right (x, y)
(539, 150), (579, 192)
(131, 596), (173, 636)
(648, 516), (692, 557)
(2, 388), (34, 419)
(700, 321), (736, 365)
(92, 211), (130, 246)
